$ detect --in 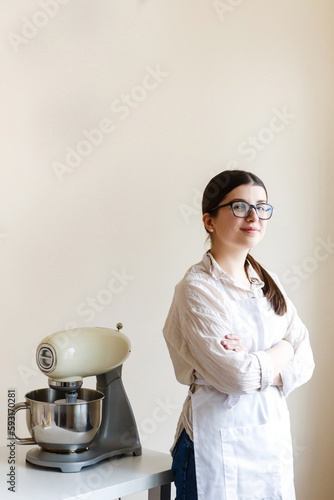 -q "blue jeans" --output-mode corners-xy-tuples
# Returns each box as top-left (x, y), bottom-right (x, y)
(171, 429), (198, 500)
